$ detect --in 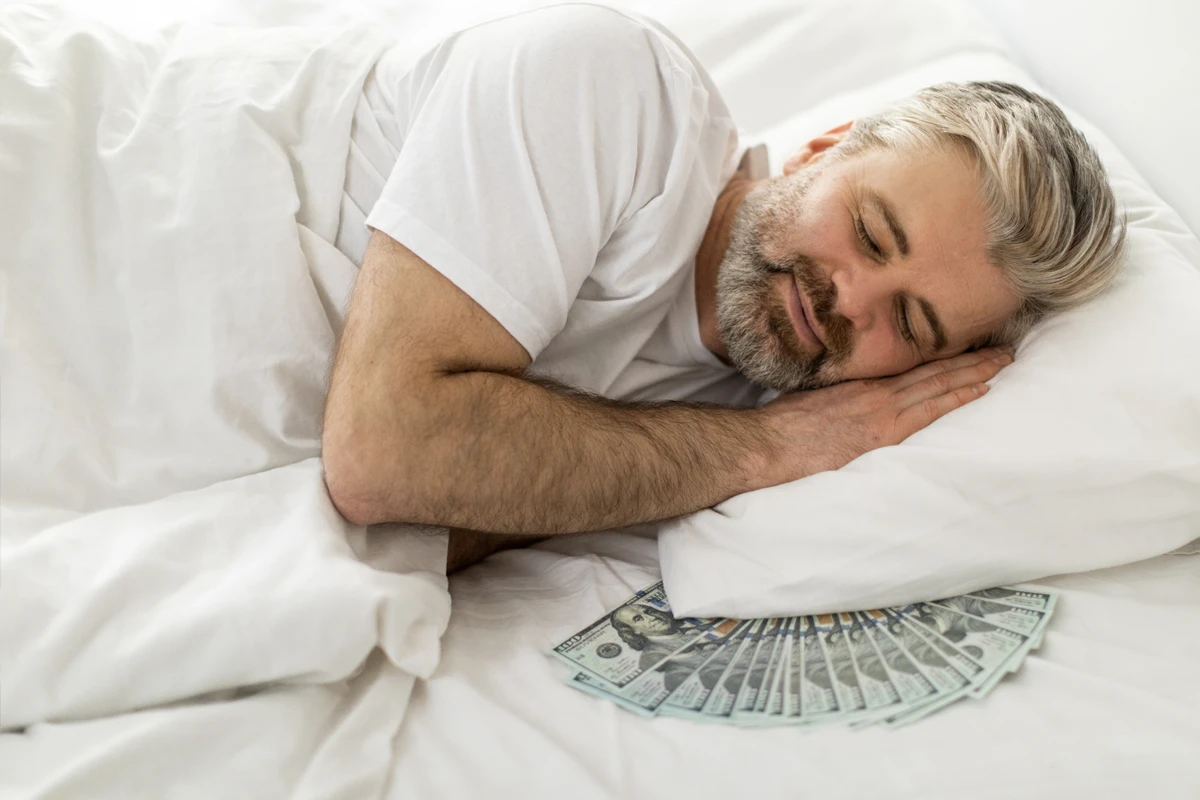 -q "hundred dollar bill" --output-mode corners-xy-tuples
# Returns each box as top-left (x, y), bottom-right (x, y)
(876, 606), (982, 727)
(930, 594), (1054, 643)
(659, 620), (755, 717)
(782, 617), (801, 718)
(739, 617), (794, 724)
(551, 581), (716, 688)
(882, 601), (1036, 726)
(732, 617), (785, 719)
(967, 587), (1055, 611)
(908, 601), (1035, 698)
(699, 619), (766, 721)
(763, 617), (797, 718)
(566, 617), (743, 715)
(876, 608), (975, 695)
(567, 671), (651, 716)
(790, 615), (840, 722)
(813, 613), (868, 720)
(752, 617), (788, 714)
(962, 588), (1058, 648)
(837, 611), (903, 722)
(849, 610), (941, 725)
